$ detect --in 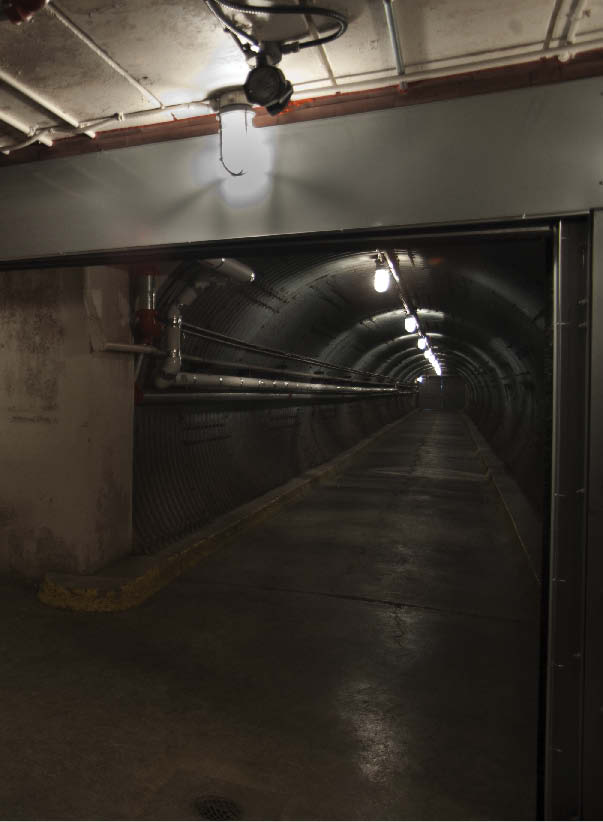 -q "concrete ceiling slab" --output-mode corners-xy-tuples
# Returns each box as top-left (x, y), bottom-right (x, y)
(395, 0), (558, 67)
(0, 0), (602, 153)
